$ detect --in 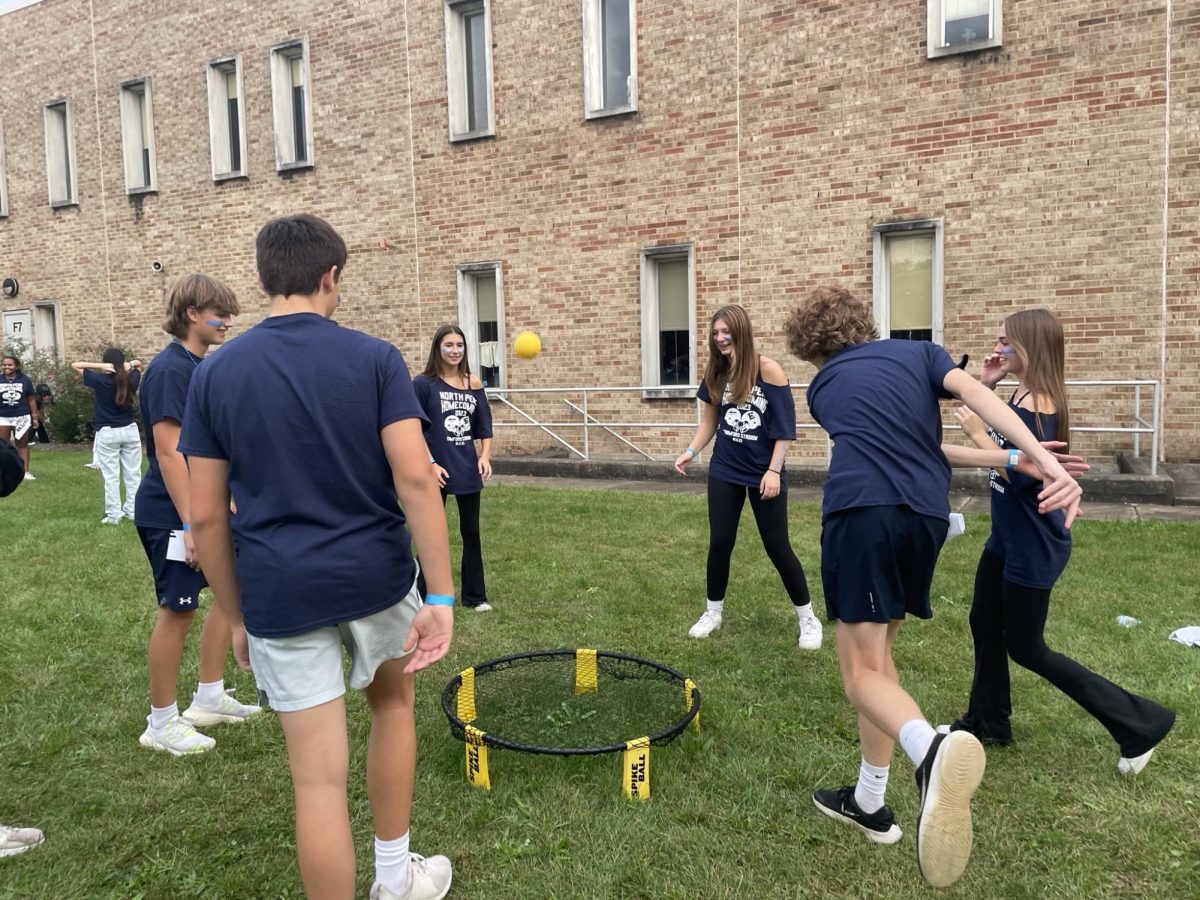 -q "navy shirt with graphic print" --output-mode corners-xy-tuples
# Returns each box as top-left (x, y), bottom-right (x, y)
(697, 374), (797, 490)
(0, 374), (36, 419)
(414, 375), (493, 495)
